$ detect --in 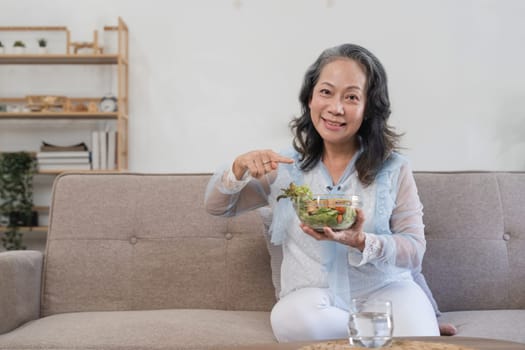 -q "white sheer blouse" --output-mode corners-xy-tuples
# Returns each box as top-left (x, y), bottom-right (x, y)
(205, 150), (426, 308)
